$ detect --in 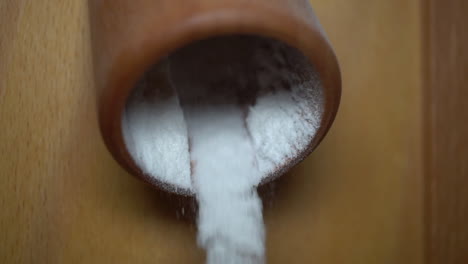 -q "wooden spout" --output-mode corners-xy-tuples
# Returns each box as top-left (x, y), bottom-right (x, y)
(89, 0), (341, 194)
